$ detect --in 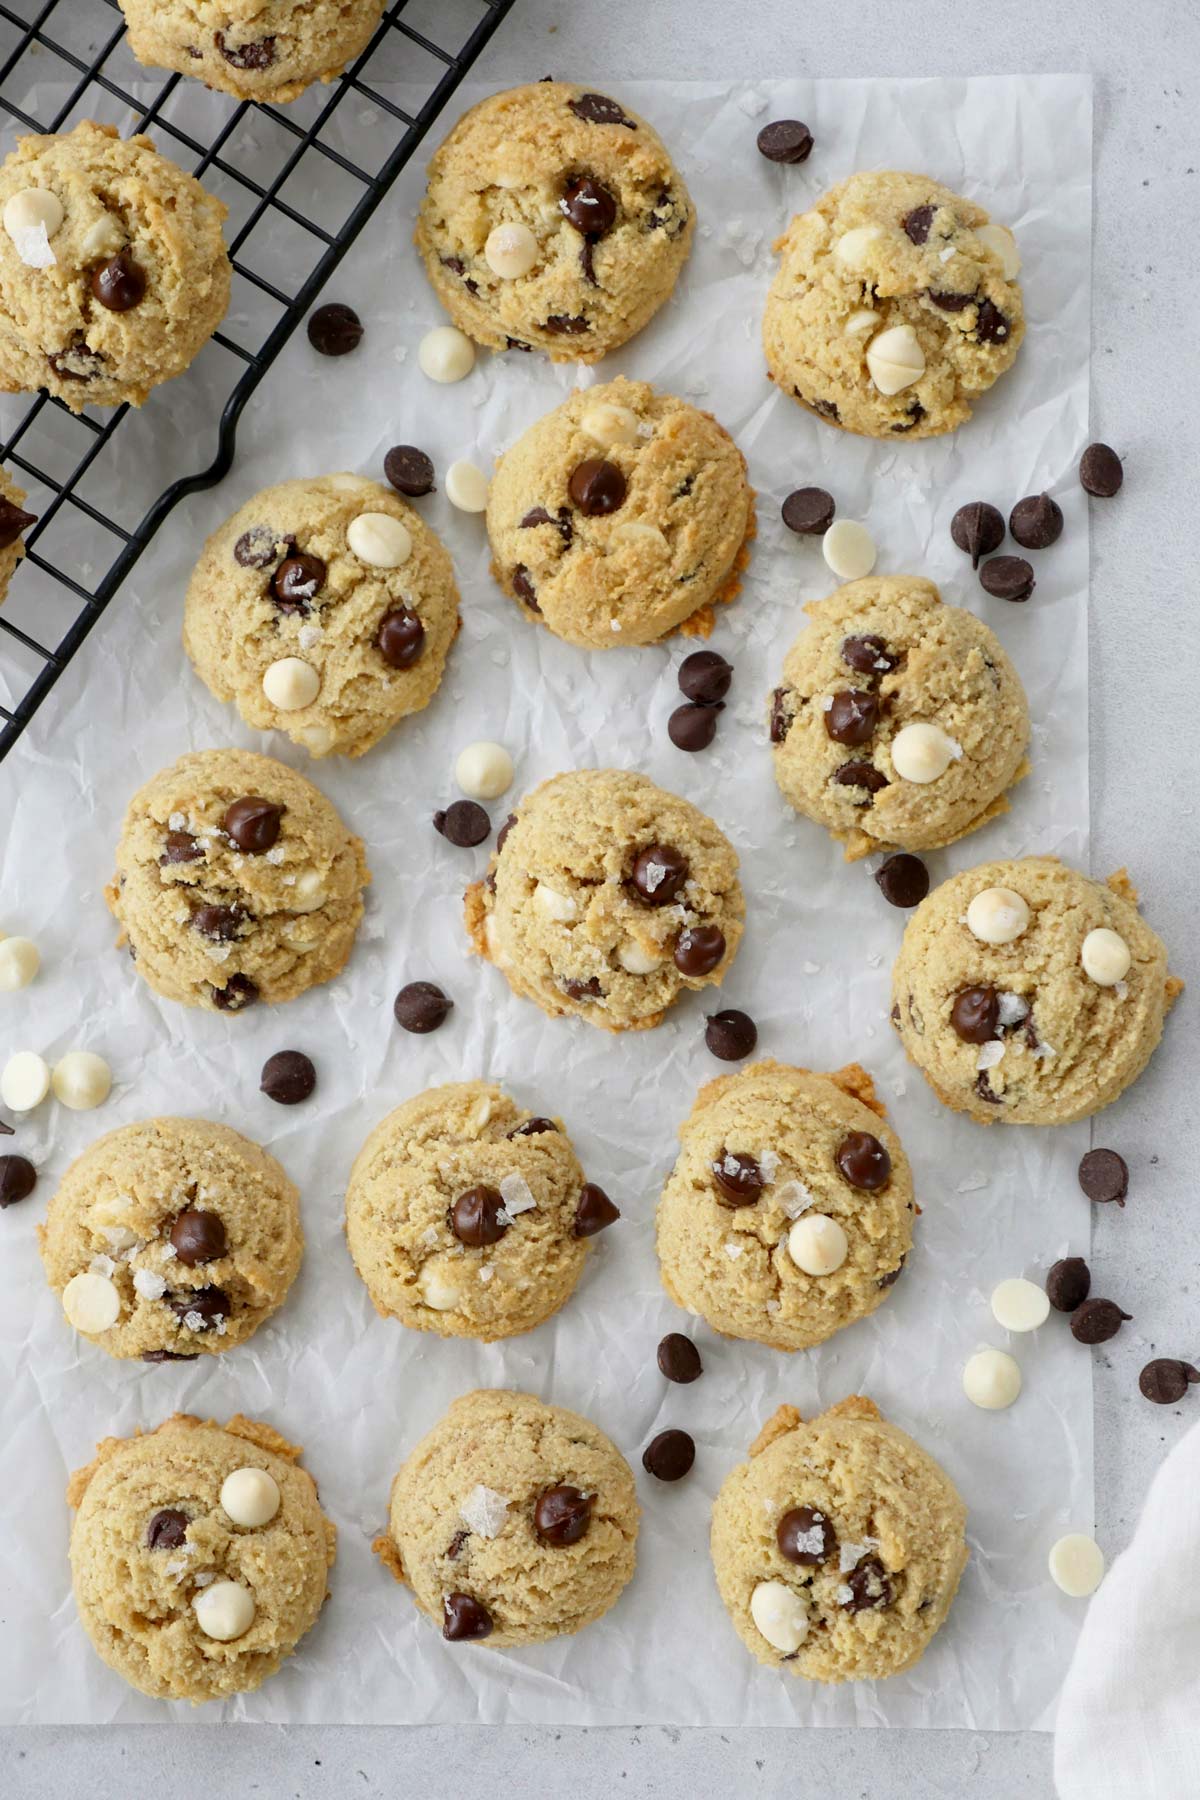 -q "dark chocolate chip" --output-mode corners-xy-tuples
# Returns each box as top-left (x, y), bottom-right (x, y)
(146, 1508), (189, 1551)
(574, 1183), (620, 1237)
(951, 501), (1005, 568)
(271, 551), (325, 612)
(446, 1528), (469, 1560)
(580, 239), (598, 285)
(668, 702), (722, 751)
(781, 486), (835, 535)
(170, 1209), (227, 1267)
(377, 606), (425, 670)
(394, 981), (453, 1033)
(449, 1185), (508, 1247)
(384, 445), (435, 497)
(711, 1150), (763, 1207)
(1010, 493), (1063, 550)
(192, 904), (246, 942)
(211, 974), (258, 1012)
(0, 1154), (37, 1207)
(950, 984), (1000, 1043)
(167, 1285), (229, 1327)
(520, 505), (573, 547)
(926, 289), (976, 312)
(1078, 1149), (1128, 1207)
(835, 1131), (891, 1191)
(306, 302), (363, 356)
(1071, 1297), (1131, 1344)
(91, 249), (146, 312)
(877, 1256), (905, 1289)
(903, 203), (936, 245)
(657, 1333), (702, 1384)
(567, 458), (626, 515)
(508, 1117), (557, 1139)
(0, 496), (36, 549)
(974, 298), (1011, 343)
(215, 30), (275, 69)
(833, 760), (888, 801)
(756, 119), (814, 164)
(974, 1069), (1003, 1105)
(979, 555), (1035, 601)
(434, 800), (490, 848)
(777, 1505), (836, 1566)
(544, 313), (590, 335)
(260, 1050), (316, 1106)
(141, 1349), (200, 1363)
(442, 1592), (493, 1641)
(562, 976), (604, 1001)
(630, 844), (689, 906)
(496, 813), (517, 853)
(506, 335), (531, 350)
(678, 649), (733, 704)
(234, 525), (282, 569)
(1080, 443), (1123, 498)
(1139, 1359), (1200, 1405)
(841, 633), (896, 678)
(674, 925), (726, 977)
(161, 830), (203, 865)
(441, 255), (479, 295)
(223, 796), (283, 854)
(1046, 1256), (1091, 1313)
(705, 1009), (757, 1061)
(48, 336), (105, 382)
(824, 690), (880, 746)
(874, 853), (929, 909)
(841, 1554), (894, 1613)
(769, 687), (792, 745)
(511, 564), (538, 609)
(561, 175), (617, 237)
(534, 1485), (593, 1546)
(808, 396), (840, 421)
(568, 92), (636, 128)
(642, 1429), (695, 1482)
